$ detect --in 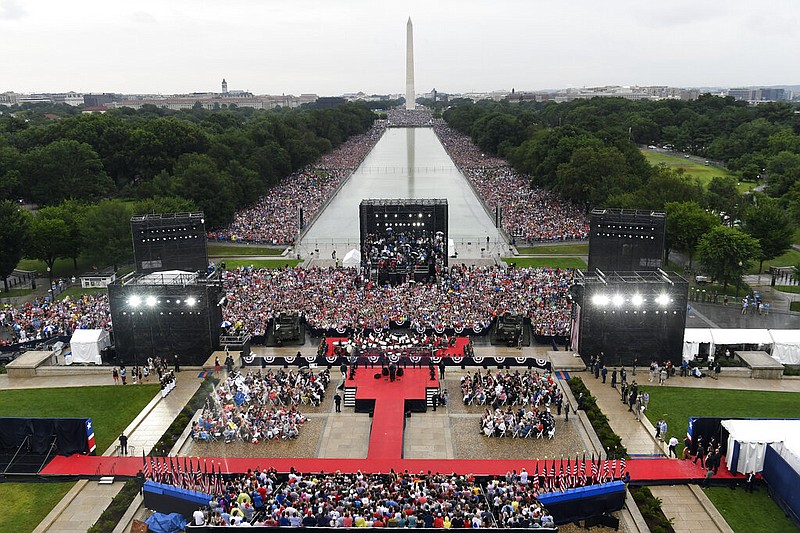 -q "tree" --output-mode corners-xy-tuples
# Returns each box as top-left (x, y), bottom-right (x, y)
(133, 196), (198, 216)
(0, 200), (31, 291)
(696, 226), (761, 291)
(664, 201), (719, 269)
(82, 200), (135, 270)
(36, 201), (88, 270)
(704, 176), (741, 219)
(743, 197), (794, 273)
(26, 216), (72, 282)
(22, 139), (114, 205)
